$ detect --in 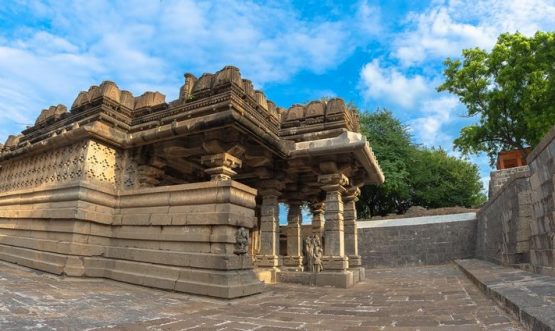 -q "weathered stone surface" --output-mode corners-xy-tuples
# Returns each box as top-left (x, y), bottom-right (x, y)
(456, 259), (555, 331)
(358, 213), (477, 268)
(477, 124), (555, 275)
(489, 165), (530, 197)
(0, 261), (522, 330)
(527, 125), (555, 276)
(477, 171), (532, 265)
